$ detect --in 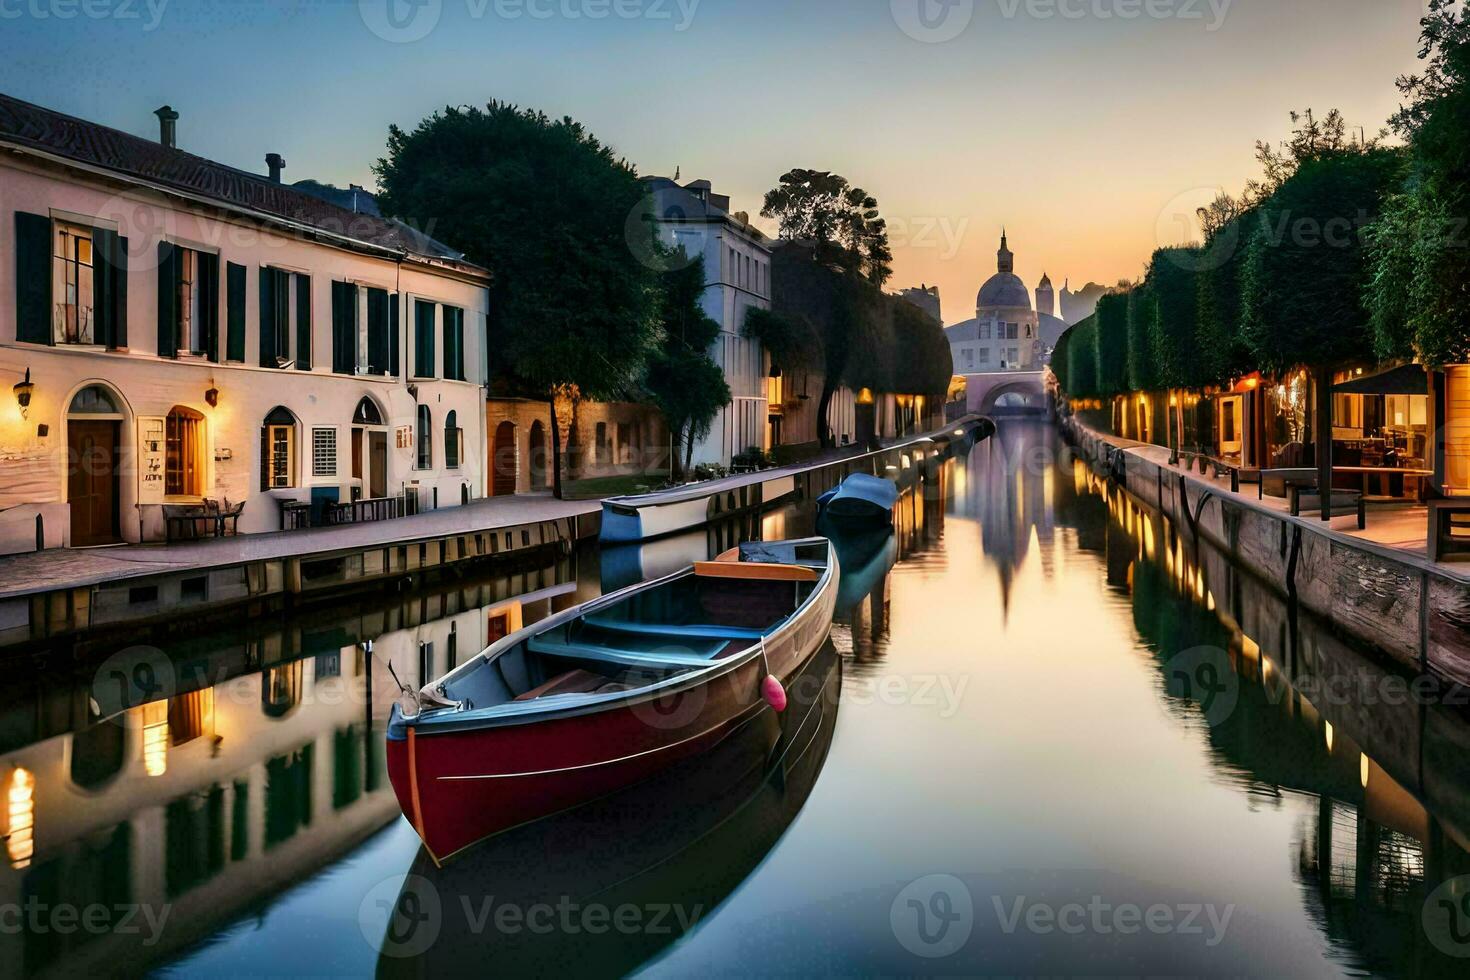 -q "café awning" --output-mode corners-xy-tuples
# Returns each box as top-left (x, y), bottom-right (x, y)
(1333, 364), (1428, 396)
